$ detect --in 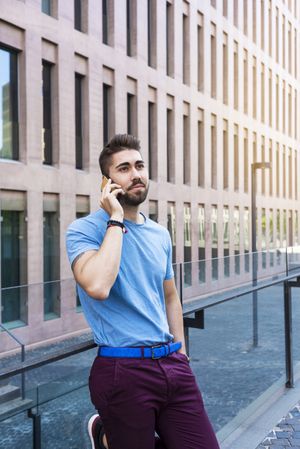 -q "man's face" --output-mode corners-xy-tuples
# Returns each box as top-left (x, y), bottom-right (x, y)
(108, 149), (149, 206)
